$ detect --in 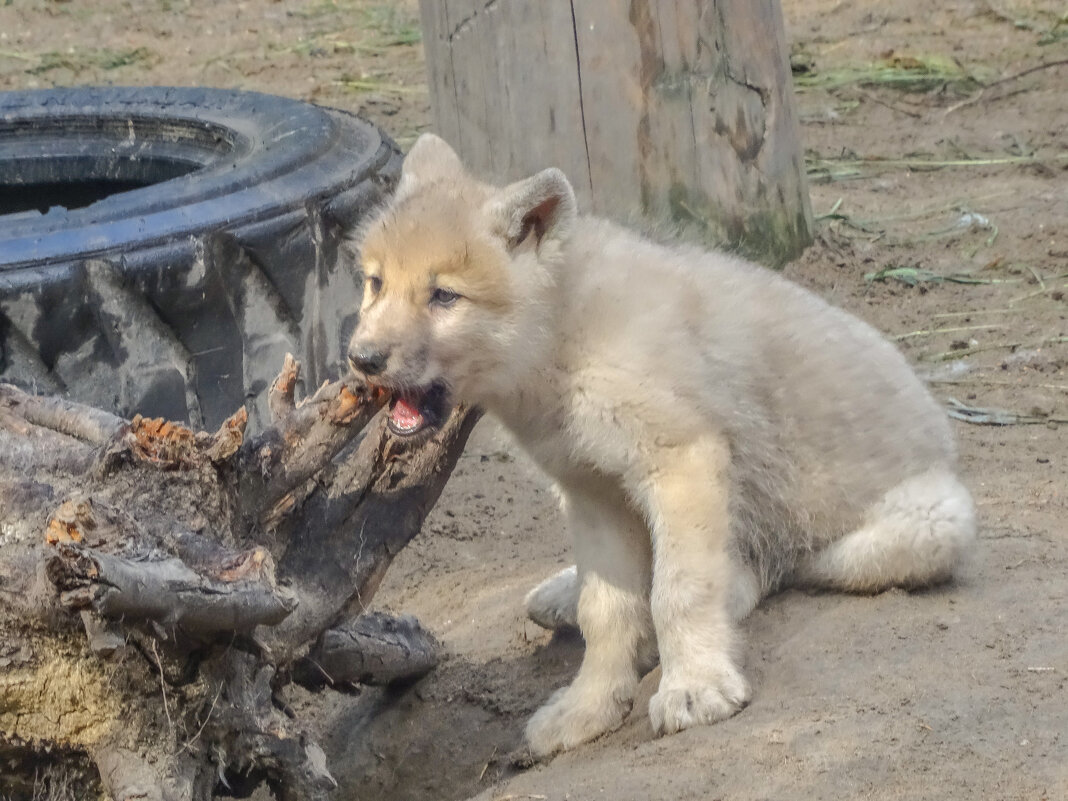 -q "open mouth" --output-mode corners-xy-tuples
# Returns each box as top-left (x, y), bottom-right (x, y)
(386, 382), (450, 437)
